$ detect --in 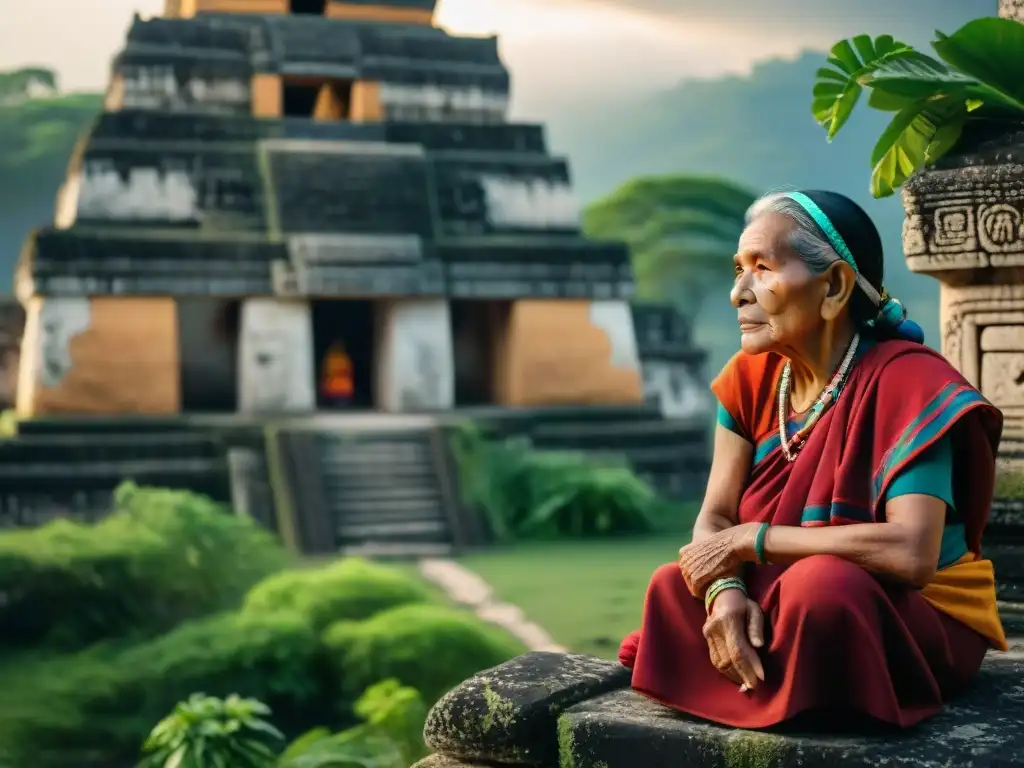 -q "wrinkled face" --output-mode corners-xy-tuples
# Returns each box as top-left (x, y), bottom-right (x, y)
(731, 213), (832, 356)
